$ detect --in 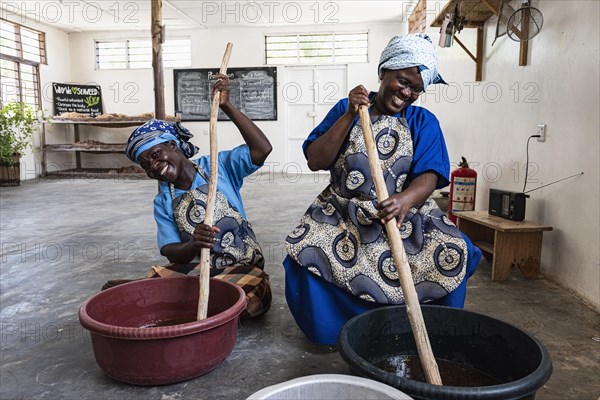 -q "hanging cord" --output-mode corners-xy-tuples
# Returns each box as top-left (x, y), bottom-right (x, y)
(522, 134), (540, 192)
